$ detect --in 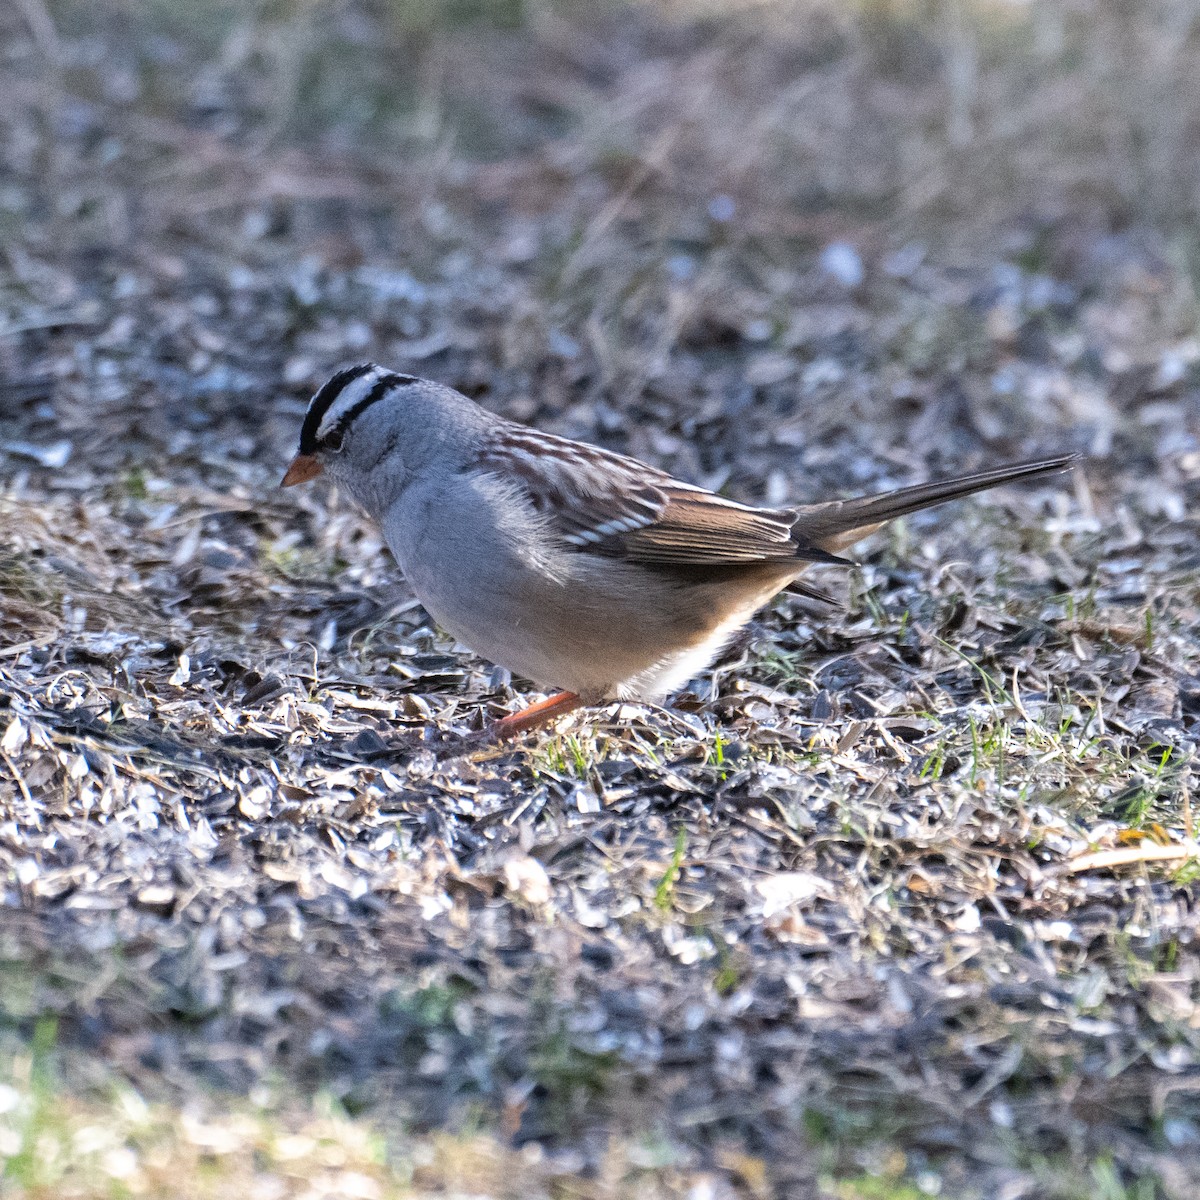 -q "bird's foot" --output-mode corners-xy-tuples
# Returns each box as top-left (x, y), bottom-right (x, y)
(485, 691), (584, 741)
